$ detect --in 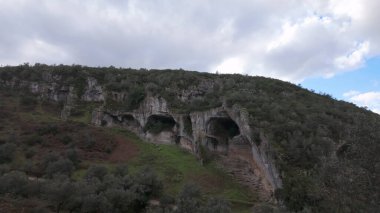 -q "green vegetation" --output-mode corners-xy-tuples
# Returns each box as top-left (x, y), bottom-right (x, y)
(0, 88), (251, 212)
(0, 64), (379, 212)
